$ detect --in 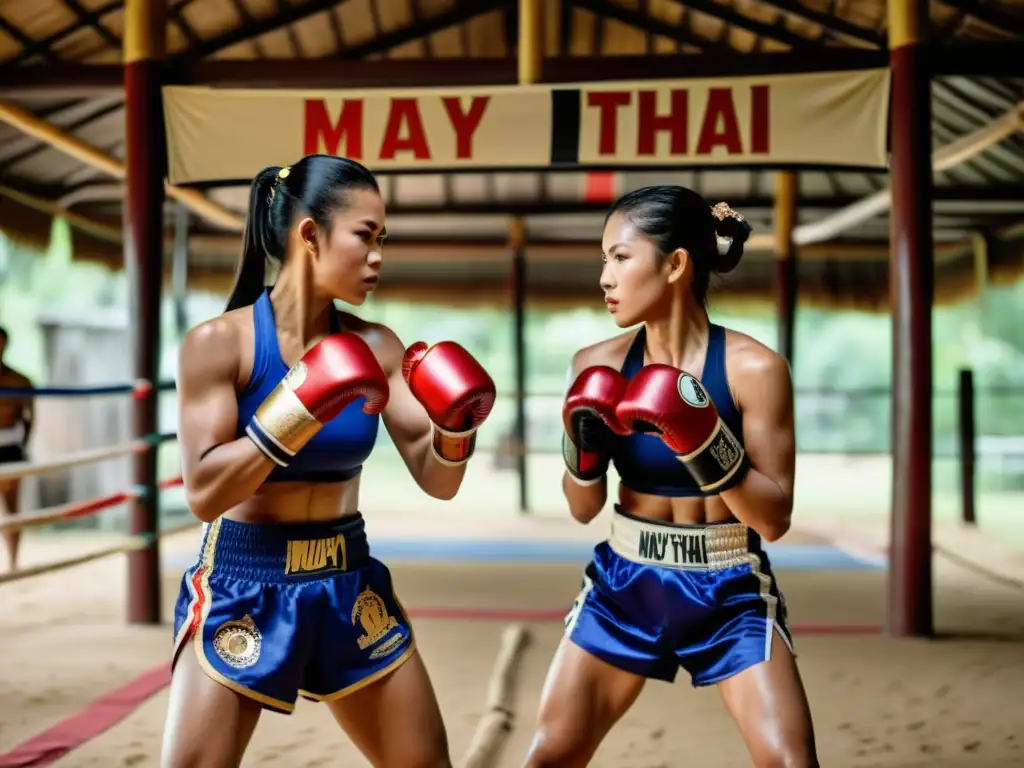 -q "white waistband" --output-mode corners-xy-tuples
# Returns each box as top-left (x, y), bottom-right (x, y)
(608, 510), (752, 570)
(0, 424), (24, 447)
